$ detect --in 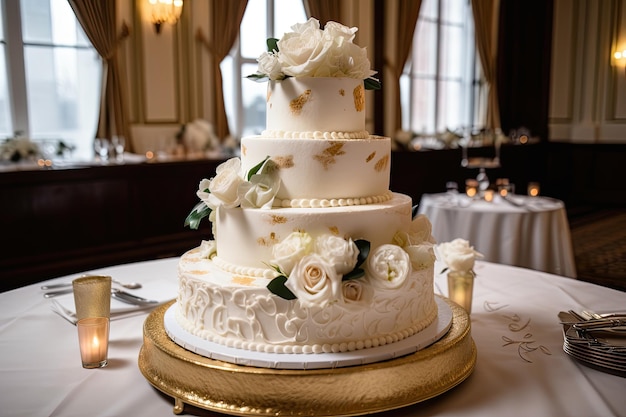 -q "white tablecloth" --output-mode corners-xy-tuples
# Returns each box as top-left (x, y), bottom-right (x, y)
(419, 193), (578, 277)
(1, 258), (624, 417)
